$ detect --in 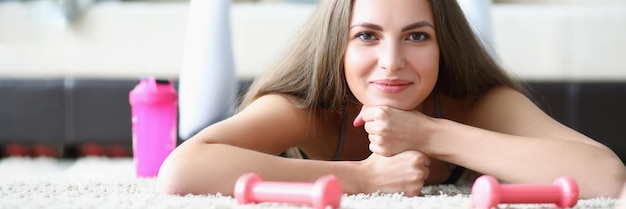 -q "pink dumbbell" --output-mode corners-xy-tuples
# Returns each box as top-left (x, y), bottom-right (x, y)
(234, 173), (343, 209)
(472, 175), (579, 209)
